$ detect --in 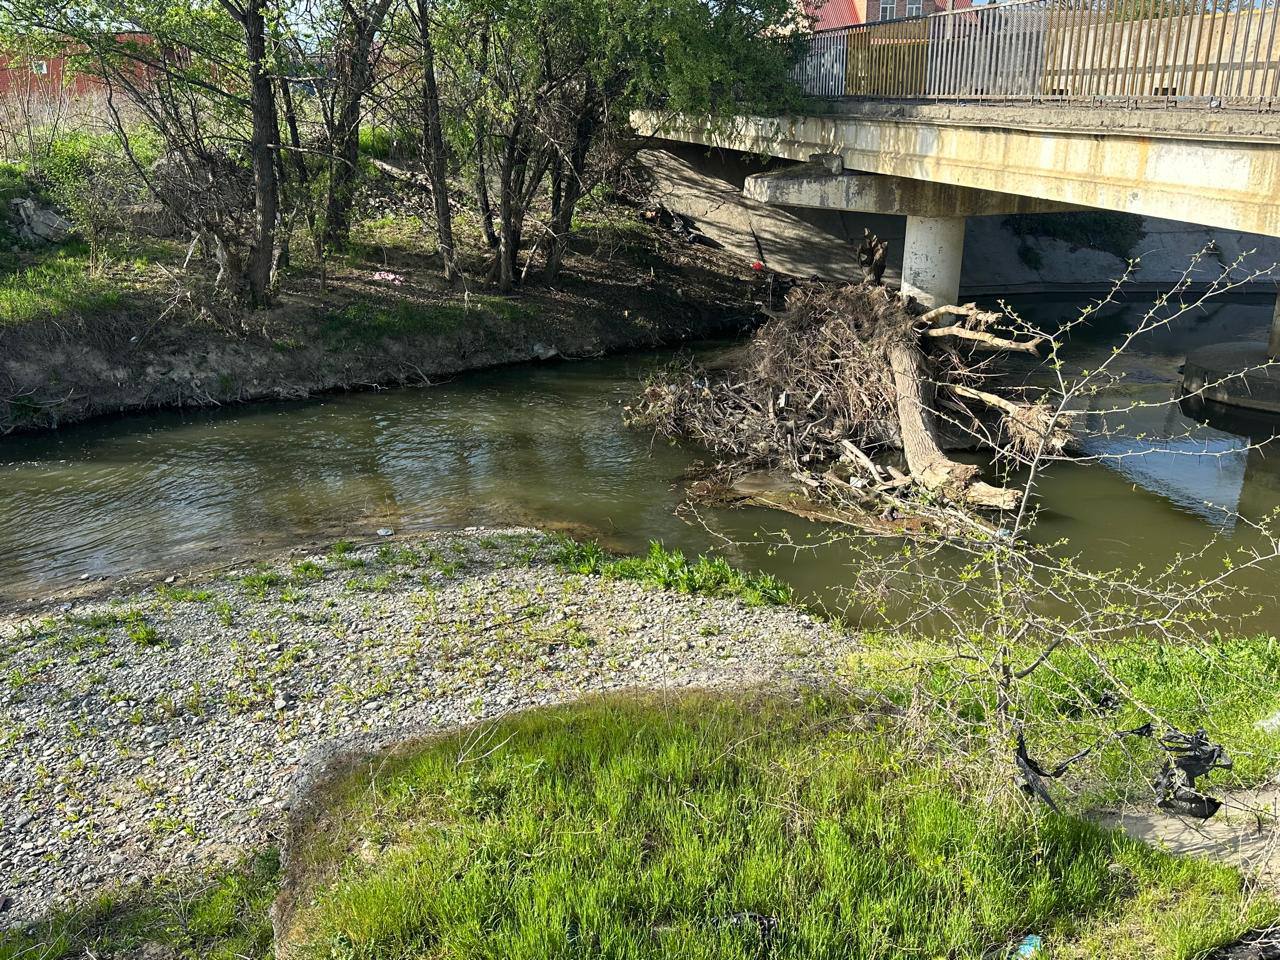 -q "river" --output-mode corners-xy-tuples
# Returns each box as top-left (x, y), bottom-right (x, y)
(2, 292), (1278, 627)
